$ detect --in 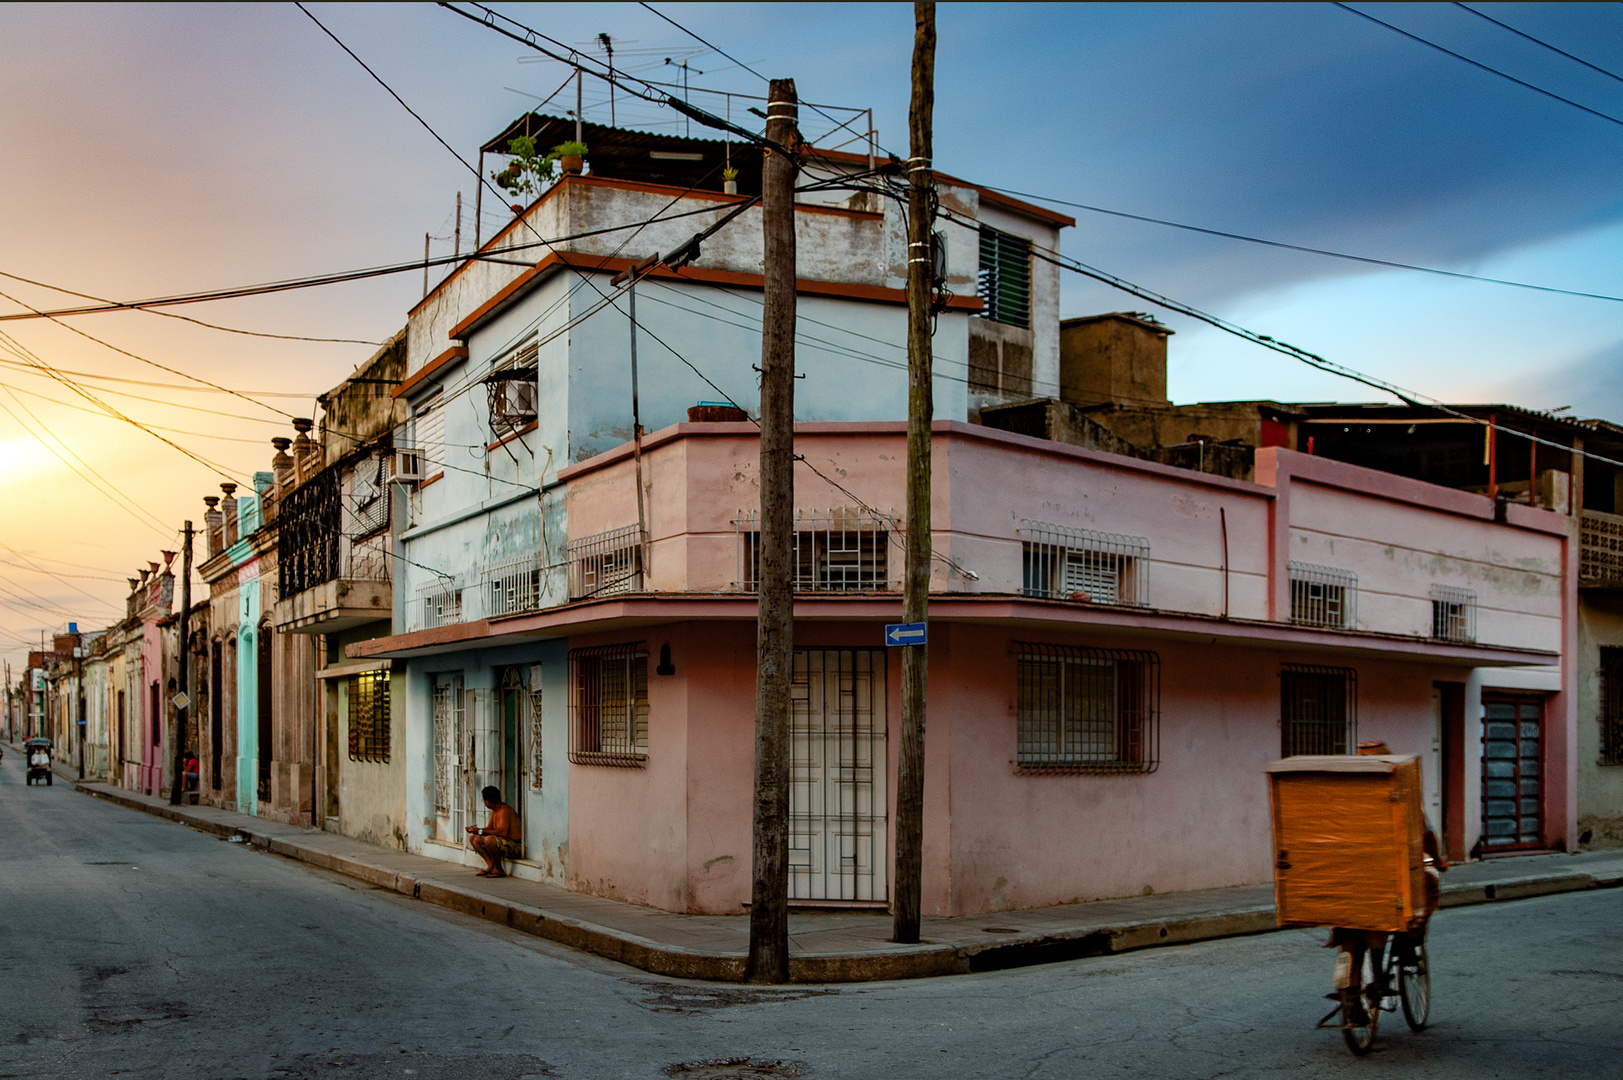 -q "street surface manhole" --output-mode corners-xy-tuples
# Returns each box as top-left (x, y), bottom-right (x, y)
(666, 1058), (801, 1080)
